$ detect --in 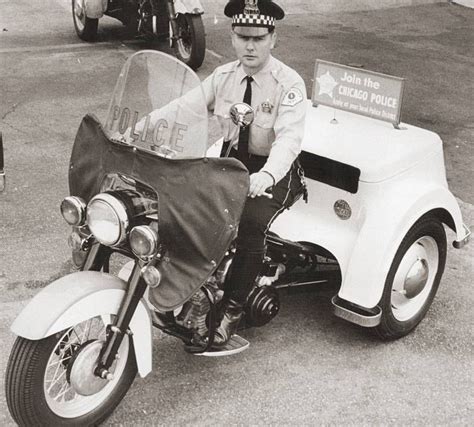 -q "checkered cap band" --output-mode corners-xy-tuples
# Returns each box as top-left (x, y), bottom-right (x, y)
(232, 13), (275, 27)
